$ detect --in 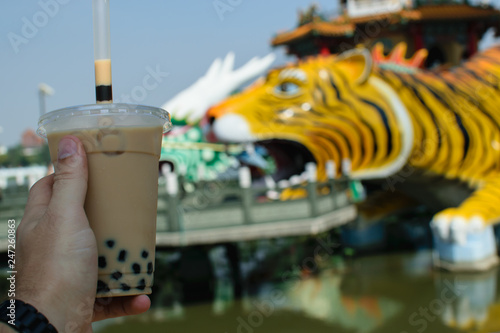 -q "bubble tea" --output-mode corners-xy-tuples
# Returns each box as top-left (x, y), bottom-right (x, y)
(38, 103), (170, 297)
